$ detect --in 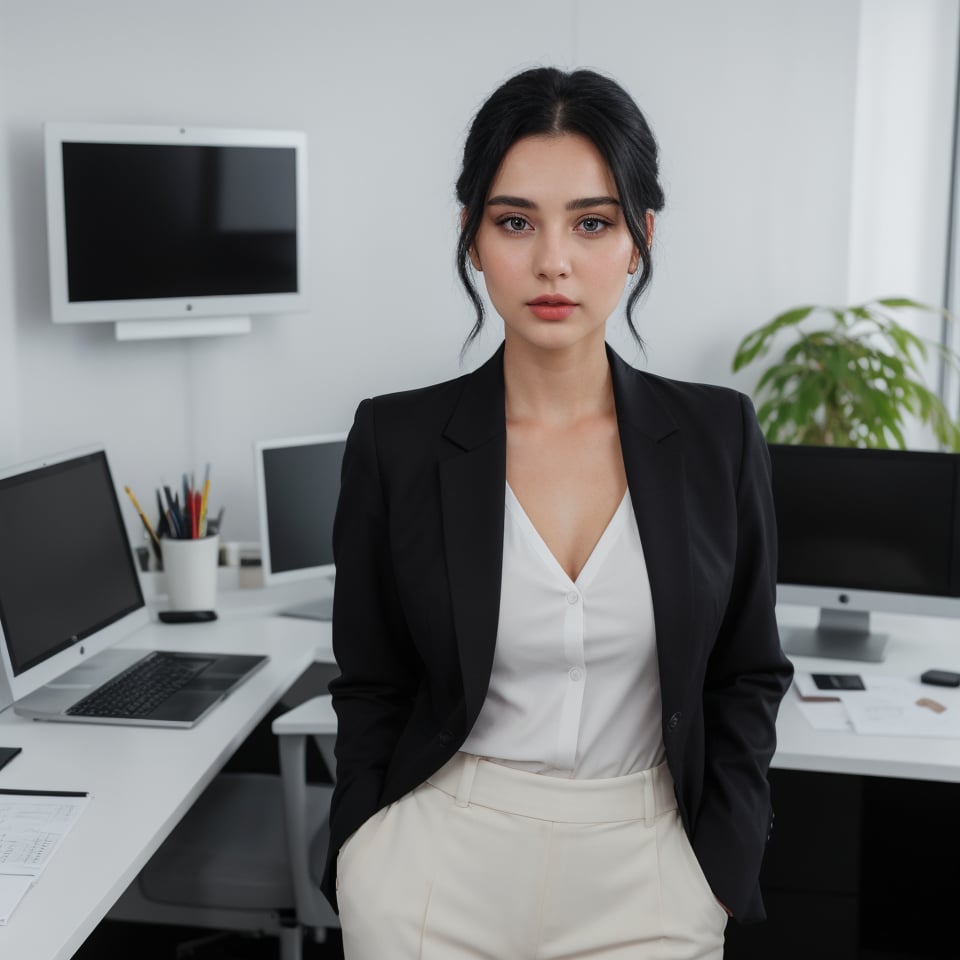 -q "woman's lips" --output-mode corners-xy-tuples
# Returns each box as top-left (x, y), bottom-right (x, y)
(527, 296), (576, 321)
